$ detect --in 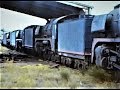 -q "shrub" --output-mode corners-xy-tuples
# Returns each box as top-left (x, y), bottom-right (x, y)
(60, 70), (70, 82)
(87, 66), (112, 82)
